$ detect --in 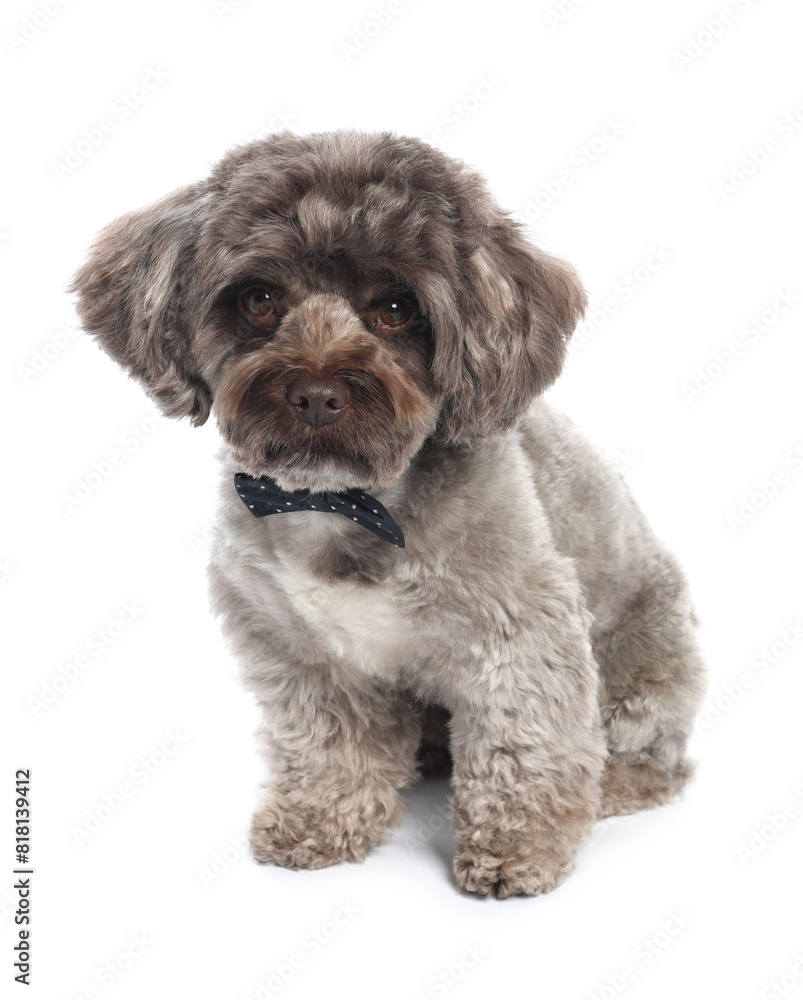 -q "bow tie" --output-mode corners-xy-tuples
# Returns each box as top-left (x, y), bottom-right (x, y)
(233, 473), (405, 547)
